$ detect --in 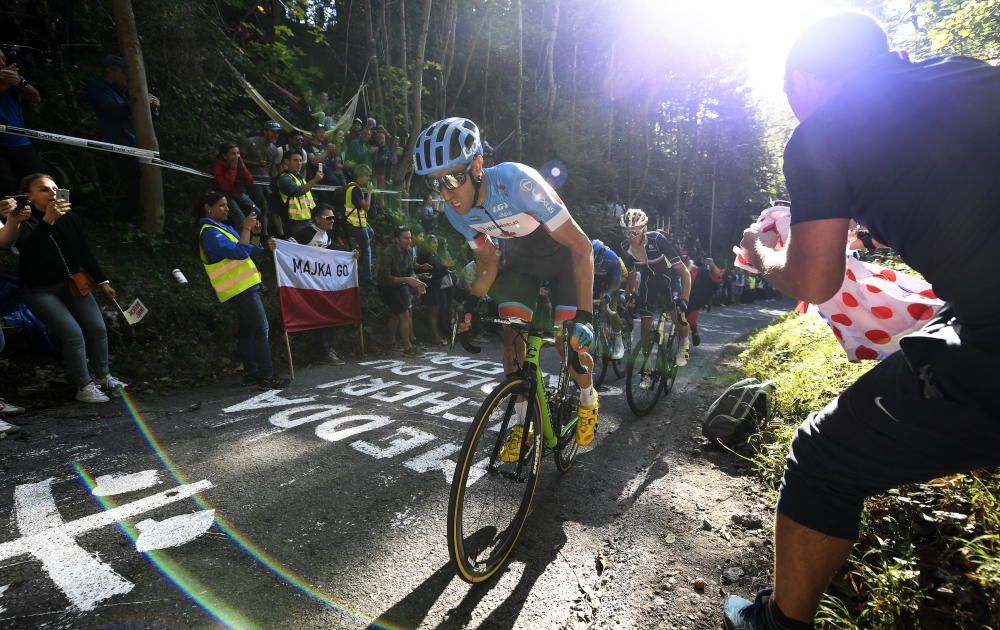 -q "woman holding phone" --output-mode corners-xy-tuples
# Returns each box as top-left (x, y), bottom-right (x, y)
(196, 191), (289, 388)
(10, 173), (125, 403)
